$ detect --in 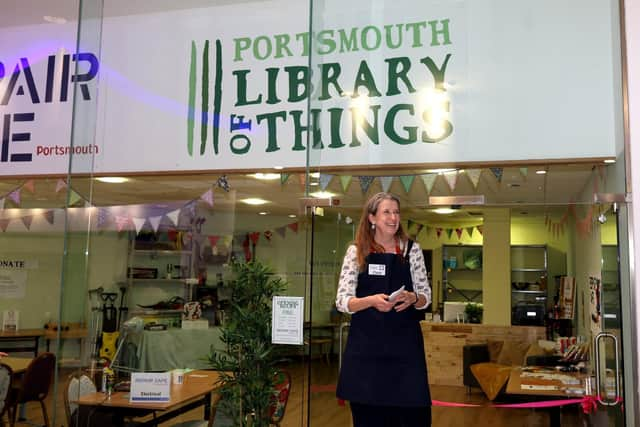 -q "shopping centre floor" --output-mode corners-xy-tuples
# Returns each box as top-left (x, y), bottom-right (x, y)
(15, 360), (591, 427)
